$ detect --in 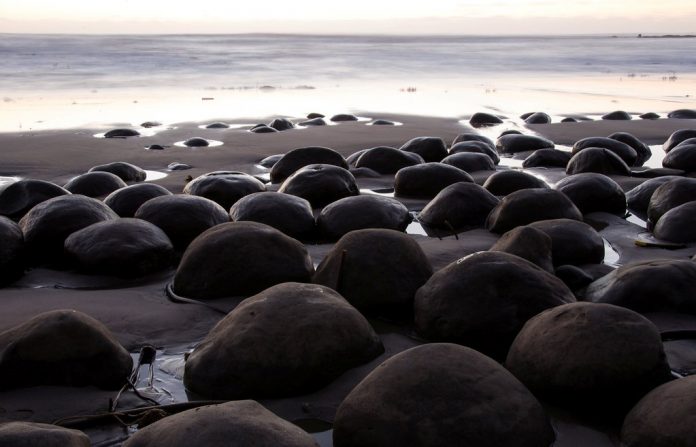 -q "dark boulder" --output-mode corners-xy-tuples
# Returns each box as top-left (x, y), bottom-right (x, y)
(183, 137), (210, 147)
(663, 129), (696, 152)
(298, 117), (327, 126)
(394, 163), (474, 199)
(370, 119), (395, 125)
(490, 226), (554, 272)
(104, 128), (140, 138)
(183, 171), (266, 210)
(554, 172), (627, 216)
(229, 192), (315, 240)
(268, 118), (294, 131)
(647, 177), (696, 227)
(313, 229), (432, 318)
(486, 188), (583, 234)
(250, 125), (278, 133)
(469, 112), (503, 127)
(205, 122), (229, 129)
(270, 146), (348, 183)
(333, 343), (554, 447)
(555, 264), (595, 292)
(172, 222), (313, 299)
(0, 309), (132, 390)
(522, 148), (572, 168)
(330, 114), (359, 122)
(654, 201), (696, 243)
(0, 217), (24, 286)
(63, 172), (127, 198)
(123, 401), (318, 447)
(662, 143), (696, 171)
(167, 162), (191, 170)
(483, 170), (549, 196)
(0, 423), (89, 447)
(104, 183), (172, 217)
(418, 182), (499, 231)
(183, 282), (382, 398)
(561, 117), (579, 123)
(19, 195), (117, 265)
(451, 133), (495, 148)
(345, 149), (366, 167)
(441, 152), (495, 172)
(399, 136), (448, 162)
(134, 194), (229, 251)
(0, 179), (70, 220)
(506, 302), (672, 418)
(668, 109), (696, 119)
(528, 218), (605, 266)
(524, 112), (552, 124)
(258, 154), (283, 168)
(626, 176), (681, 220)
(278, 164), (359, 208)
(496, 134), (554, 154)
(88, 161), (146, 183)
(573, 137), (638, 166)
(354, 146), (423, 174)
(609, 132), (652, 166)
(64, 218), (174, 277)
(140, 121), (161, 128)
(640, 112), (660, 120)
(317, 195), (411, 241)
(448, 141), (500, 164)
(415, 251), (574, 359)
(602, 110), (632, 120)
(566, 147), (632, 176)
(307, 112), (324, 119)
